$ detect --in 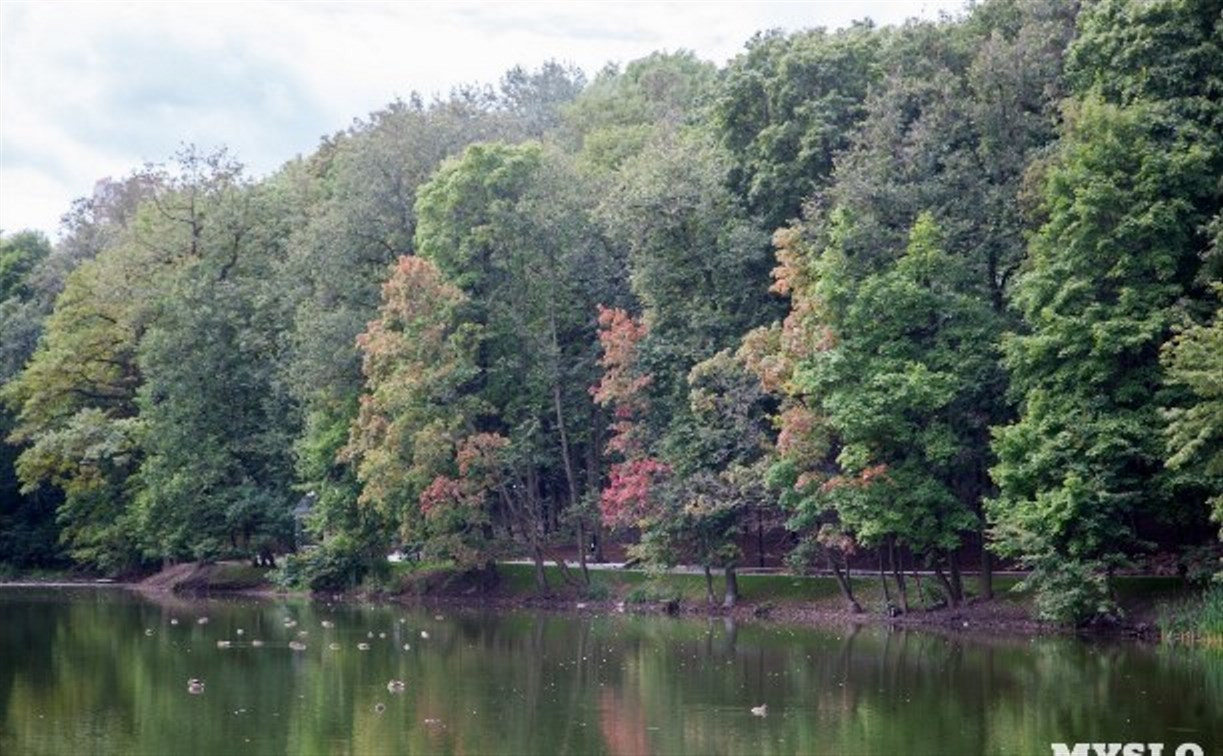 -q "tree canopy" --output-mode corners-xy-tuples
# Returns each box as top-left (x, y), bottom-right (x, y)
(2, 1), (1218, 623)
